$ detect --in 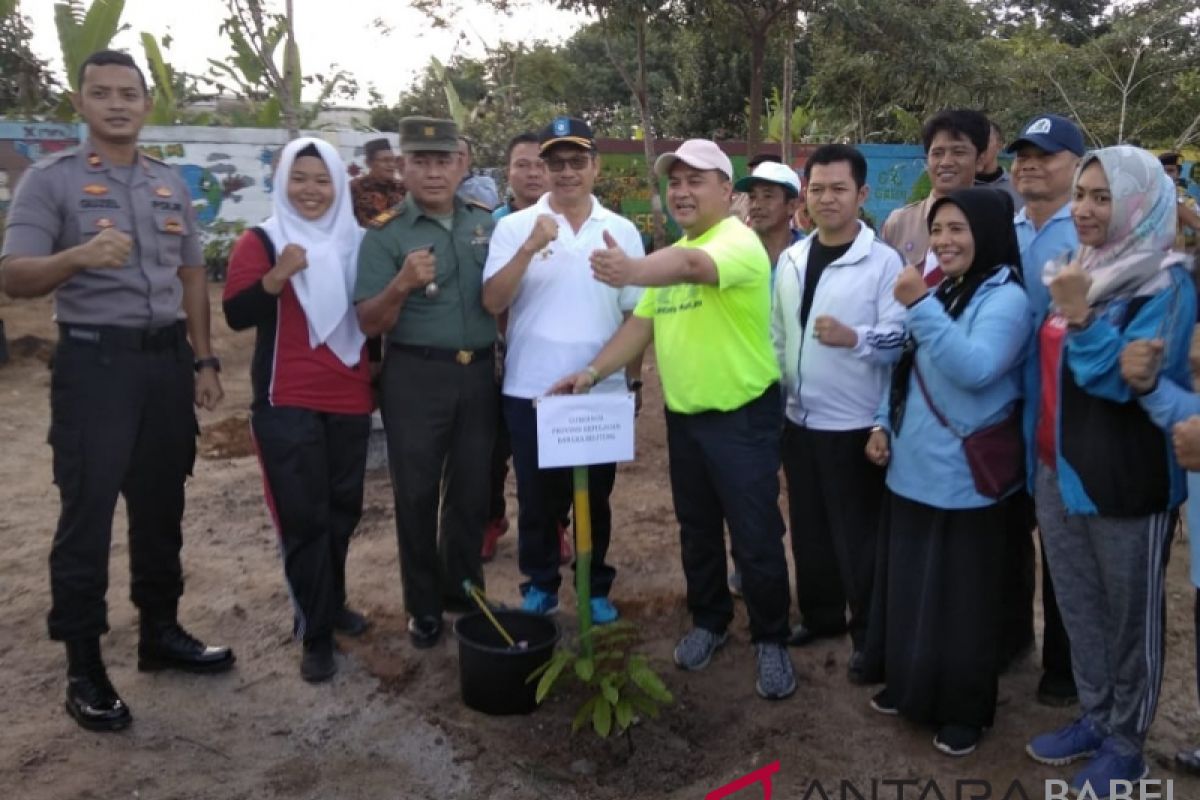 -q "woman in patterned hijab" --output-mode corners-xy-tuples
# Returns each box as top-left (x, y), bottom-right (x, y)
(1025, 145), (1196, 794)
